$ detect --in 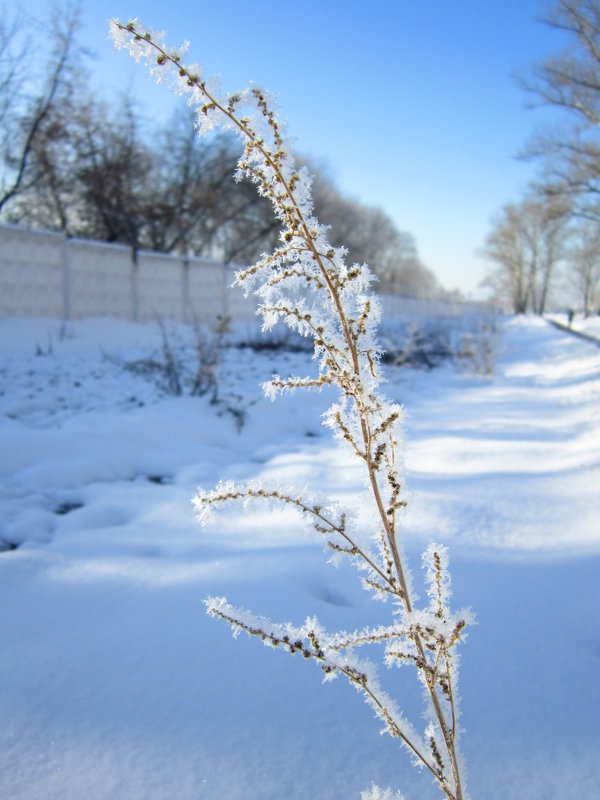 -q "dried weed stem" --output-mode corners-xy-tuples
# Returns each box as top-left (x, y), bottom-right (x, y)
(110, 19), (470, 799)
